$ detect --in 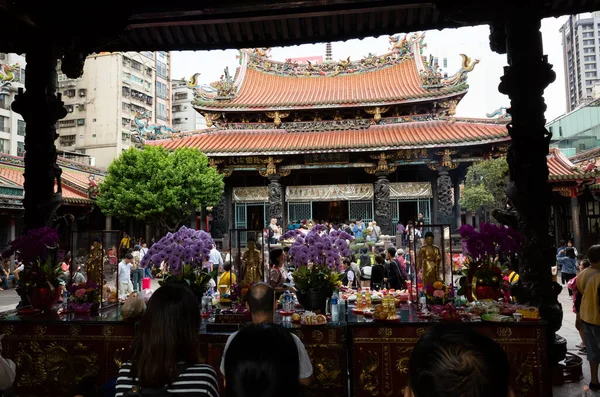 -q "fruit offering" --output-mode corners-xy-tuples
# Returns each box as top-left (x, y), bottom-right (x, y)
(291, 313), (301, 322)
(372, 304), (397, 320)
(301, 311), (327, 325)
